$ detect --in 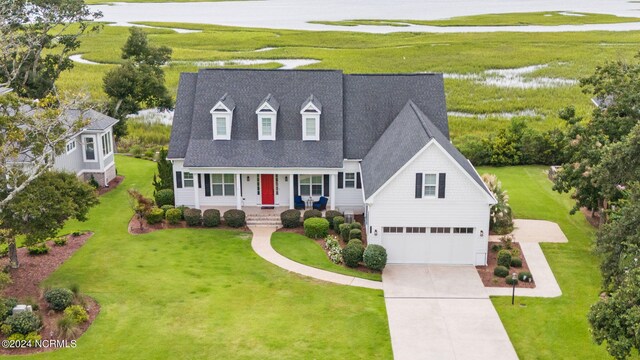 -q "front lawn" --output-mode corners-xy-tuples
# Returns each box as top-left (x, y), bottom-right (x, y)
(478, 166), (611, 359)
(271, 232), (382, 282)
(12, 155), (391, 359)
